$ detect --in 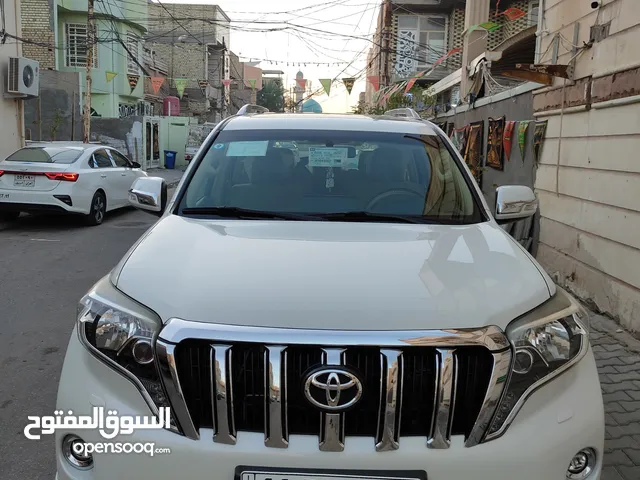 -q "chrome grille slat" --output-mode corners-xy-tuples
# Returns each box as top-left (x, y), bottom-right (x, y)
(427, 348), (457, 449)
(319, 348), (346, 452)
(264, 345), (288, 448)
(210, 344), (236, 444)
(375, 349), (403, 452)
